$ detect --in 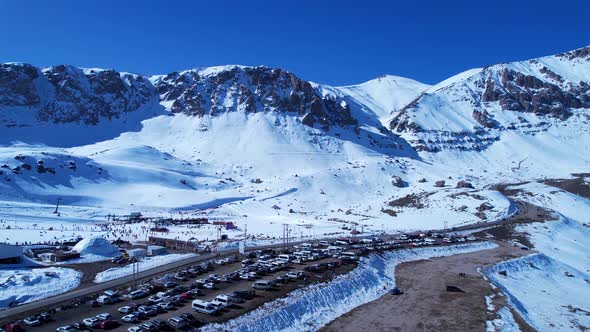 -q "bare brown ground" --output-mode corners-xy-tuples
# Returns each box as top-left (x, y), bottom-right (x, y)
(321, 241), (532, 332)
